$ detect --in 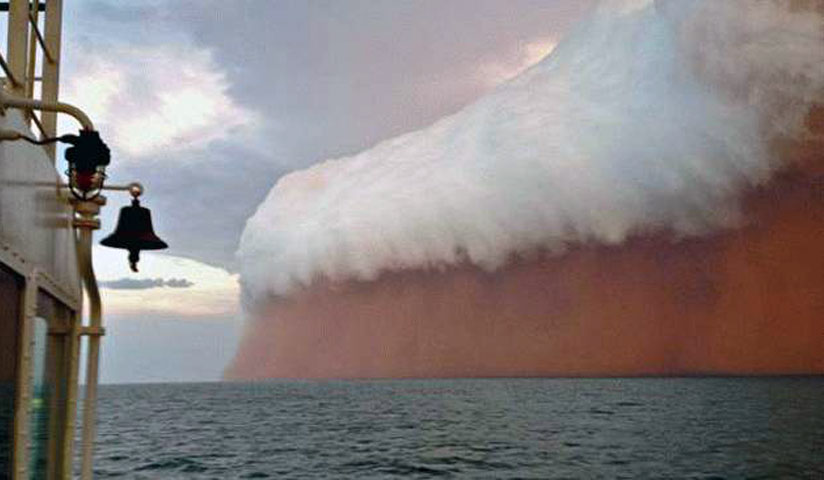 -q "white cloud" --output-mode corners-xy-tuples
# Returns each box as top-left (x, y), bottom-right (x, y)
(478, 37), (558, 86)
(238, 0), (824, 301)
(94, 247), (240, 318)
(62, 44), (257, 157)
